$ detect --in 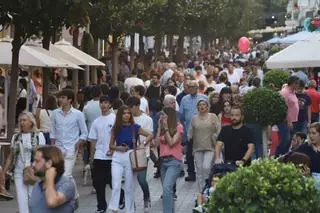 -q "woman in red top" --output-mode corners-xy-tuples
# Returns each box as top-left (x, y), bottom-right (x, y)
(219, 101), (232, 126)
(156, 107), (183, 213)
